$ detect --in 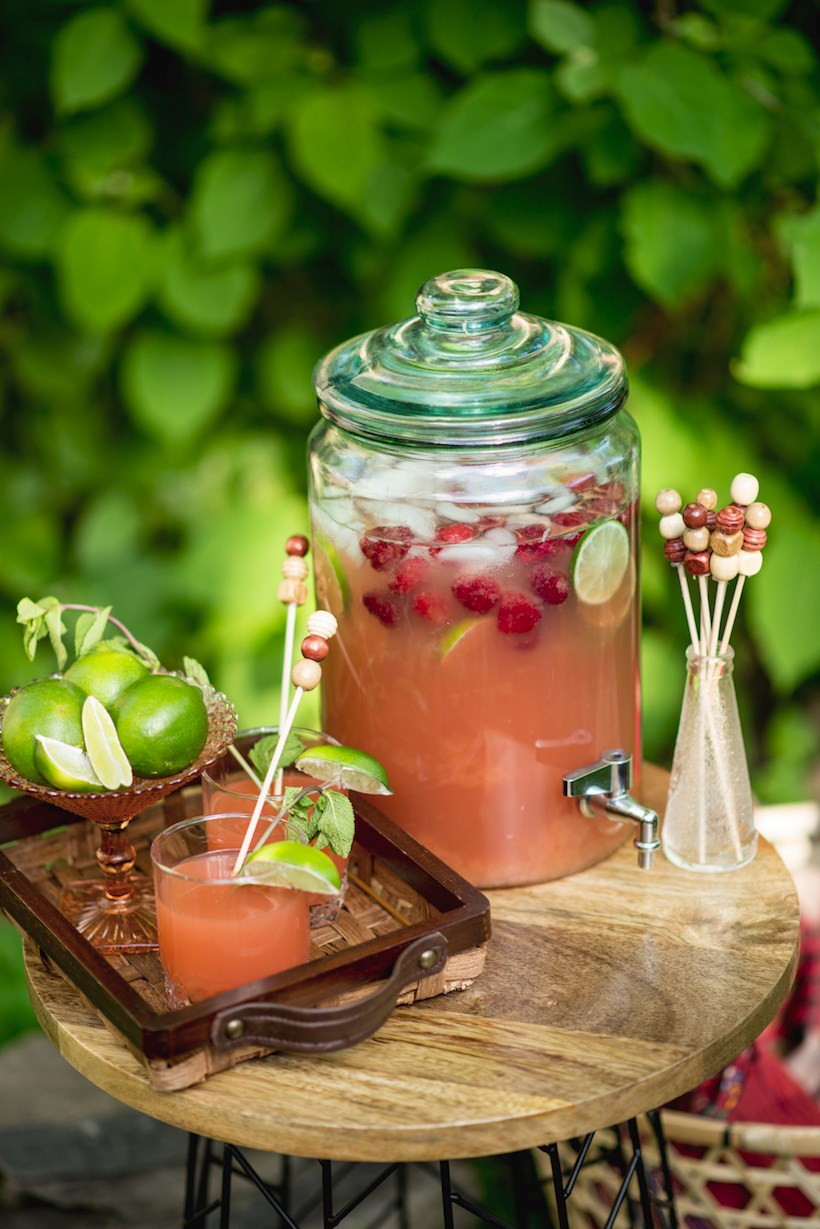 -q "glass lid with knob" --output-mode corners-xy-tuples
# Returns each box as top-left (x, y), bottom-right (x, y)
(312, 269), (627, 446)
